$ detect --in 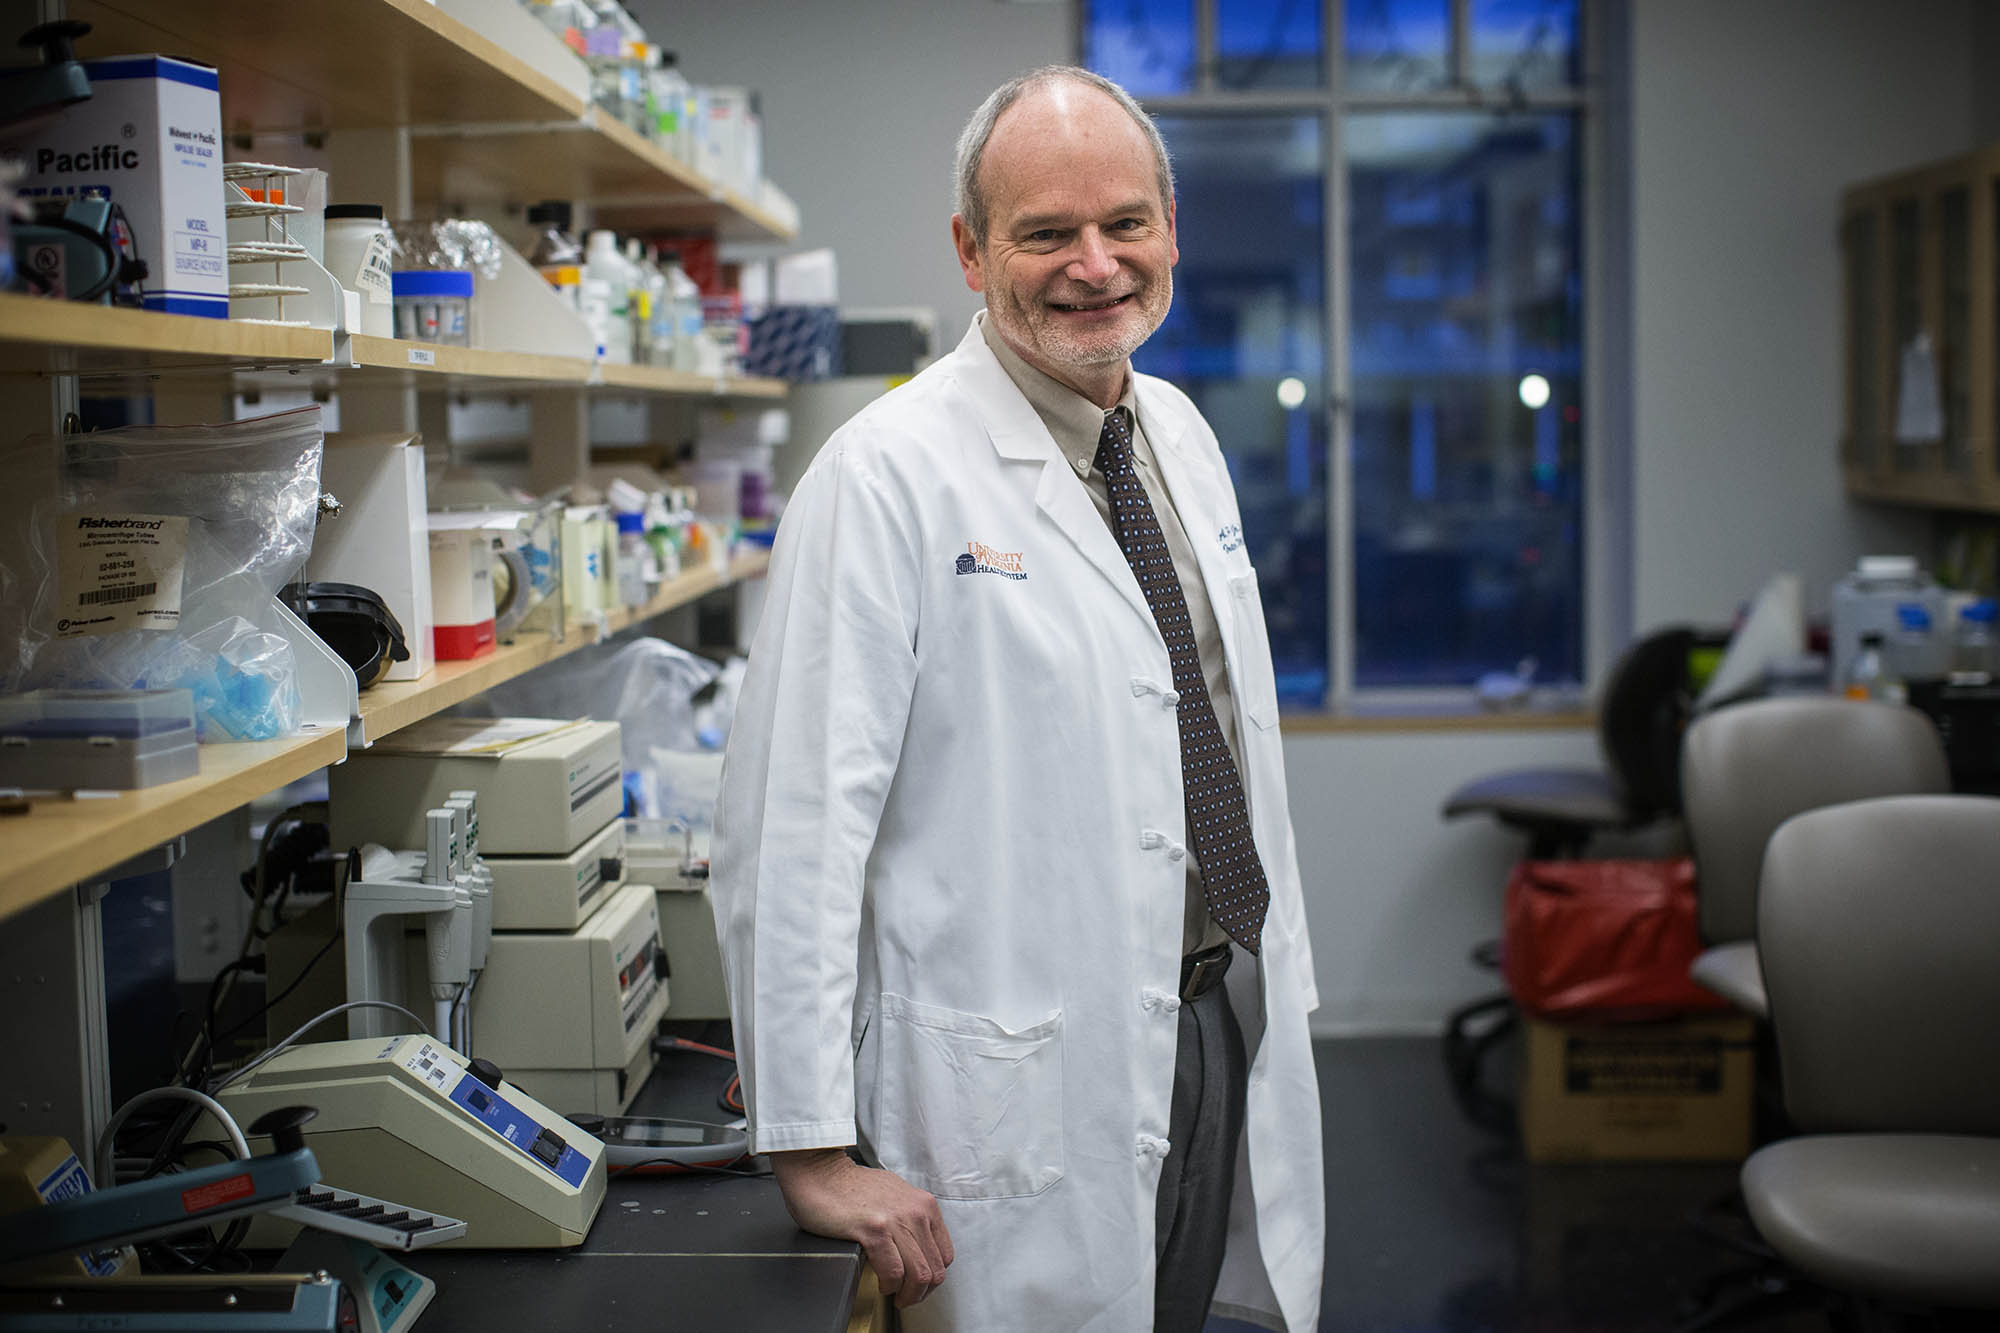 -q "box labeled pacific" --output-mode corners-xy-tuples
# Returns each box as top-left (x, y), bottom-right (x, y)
(6, 55), (227, 317)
